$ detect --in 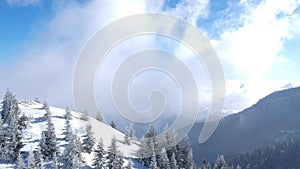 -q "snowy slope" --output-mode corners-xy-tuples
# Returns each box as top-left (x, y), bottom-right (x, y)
(0, 100), (146, 169)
